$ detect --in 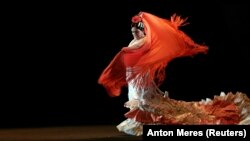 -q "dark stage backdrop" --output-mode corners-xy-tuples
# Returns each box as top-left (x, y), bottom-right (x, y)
(2, 1), (249, 128)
